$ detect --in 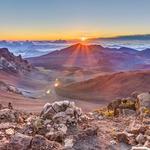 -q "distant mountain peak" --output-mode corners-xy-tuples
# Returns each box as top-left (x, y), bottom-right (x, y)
(90, 34), (150, 41)
(59, 43), (105, 53)
(66, 43), (89, 49)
